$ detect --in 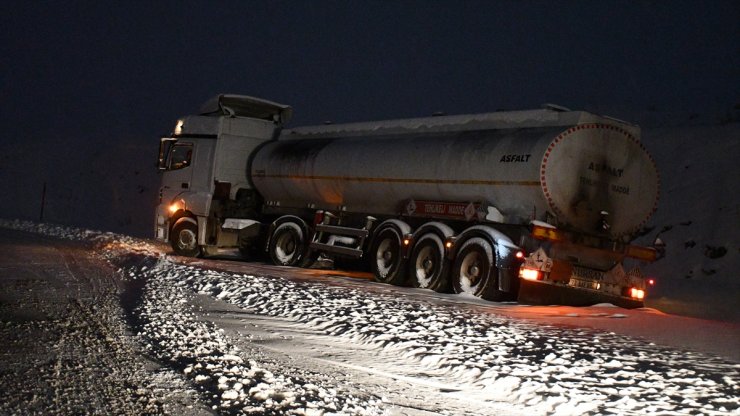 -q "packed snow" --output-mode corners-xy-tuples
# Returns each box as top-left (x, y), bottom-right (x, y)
(131, 256), (382, 415)
(1, 219), (738, 415)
